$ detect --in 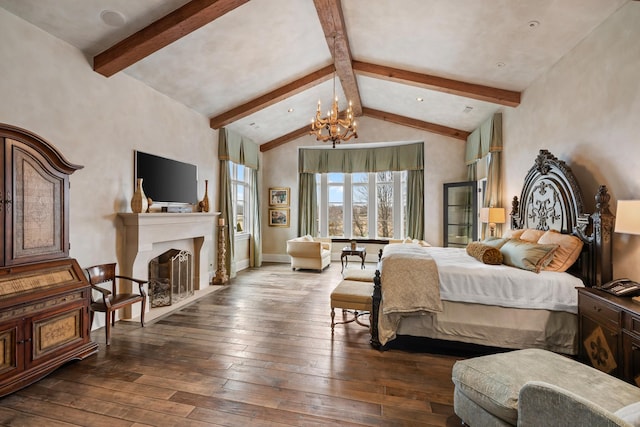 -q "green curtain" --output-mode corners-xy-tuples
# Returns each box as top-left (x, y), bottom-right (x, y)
(483, 112), (502, 234)
(298, 172), (317, 236)
(219, 128), (259, 169)
(218, 128), (261, 278)
(218, 159), (235, 278)
(299, 142), (424, 239)
(465, 113), (503, 238)
(406, 169), (424, 240)
(249, 167), (262, 267)
(299, 142), (423, 173)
